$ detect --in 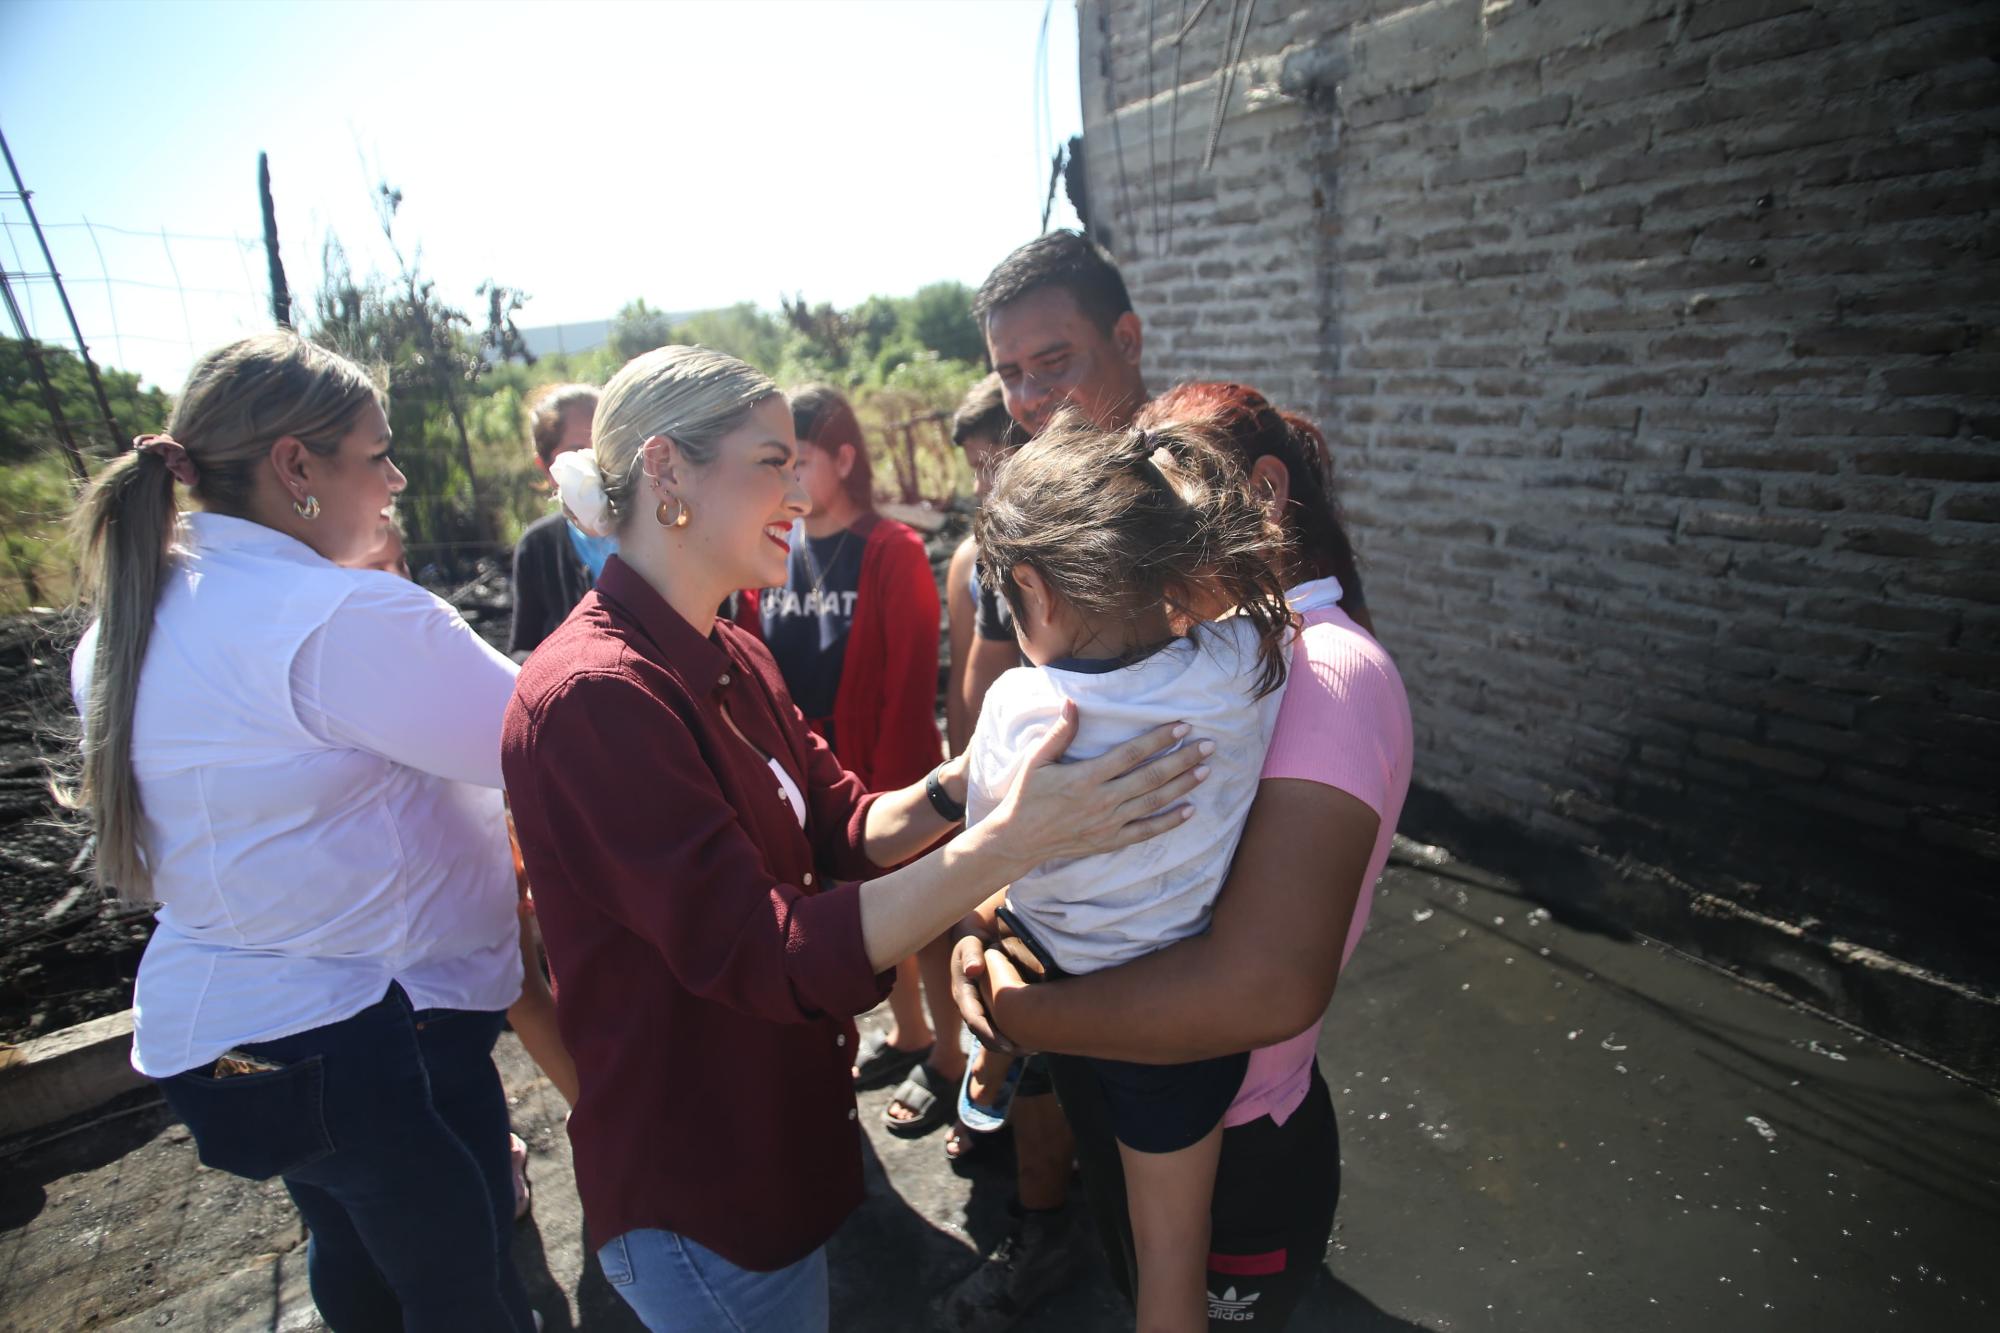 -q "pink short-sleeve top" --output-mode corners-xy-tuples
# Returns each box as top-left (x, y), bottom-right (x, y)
(1223, 577), (1414, 1128)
